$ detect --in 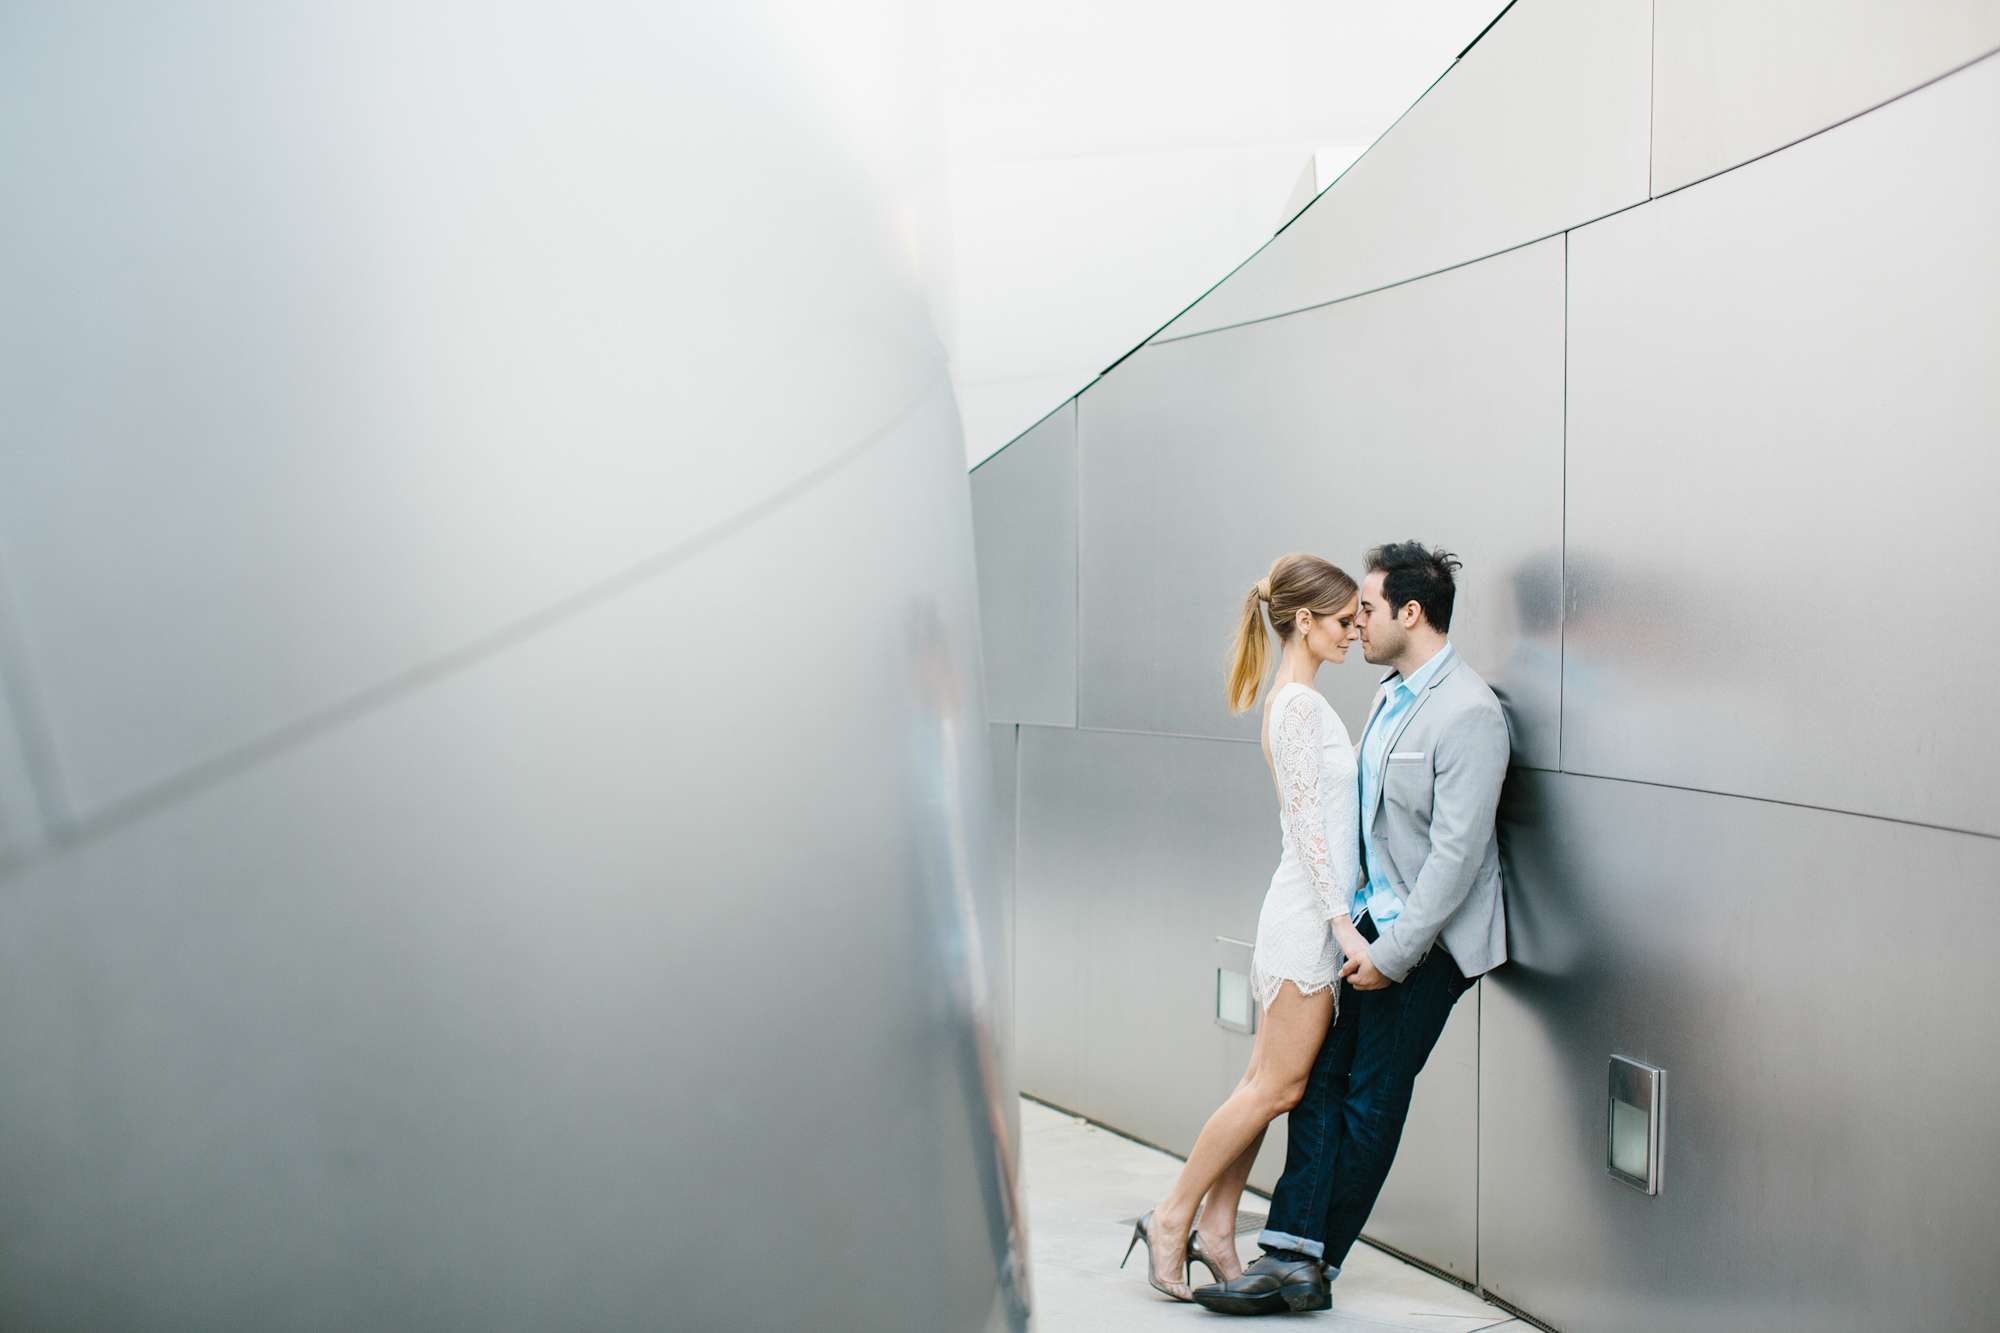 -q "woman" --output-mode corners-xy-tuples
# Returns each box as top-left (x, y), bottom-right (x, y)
(1122, 553), (1371, 1300)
